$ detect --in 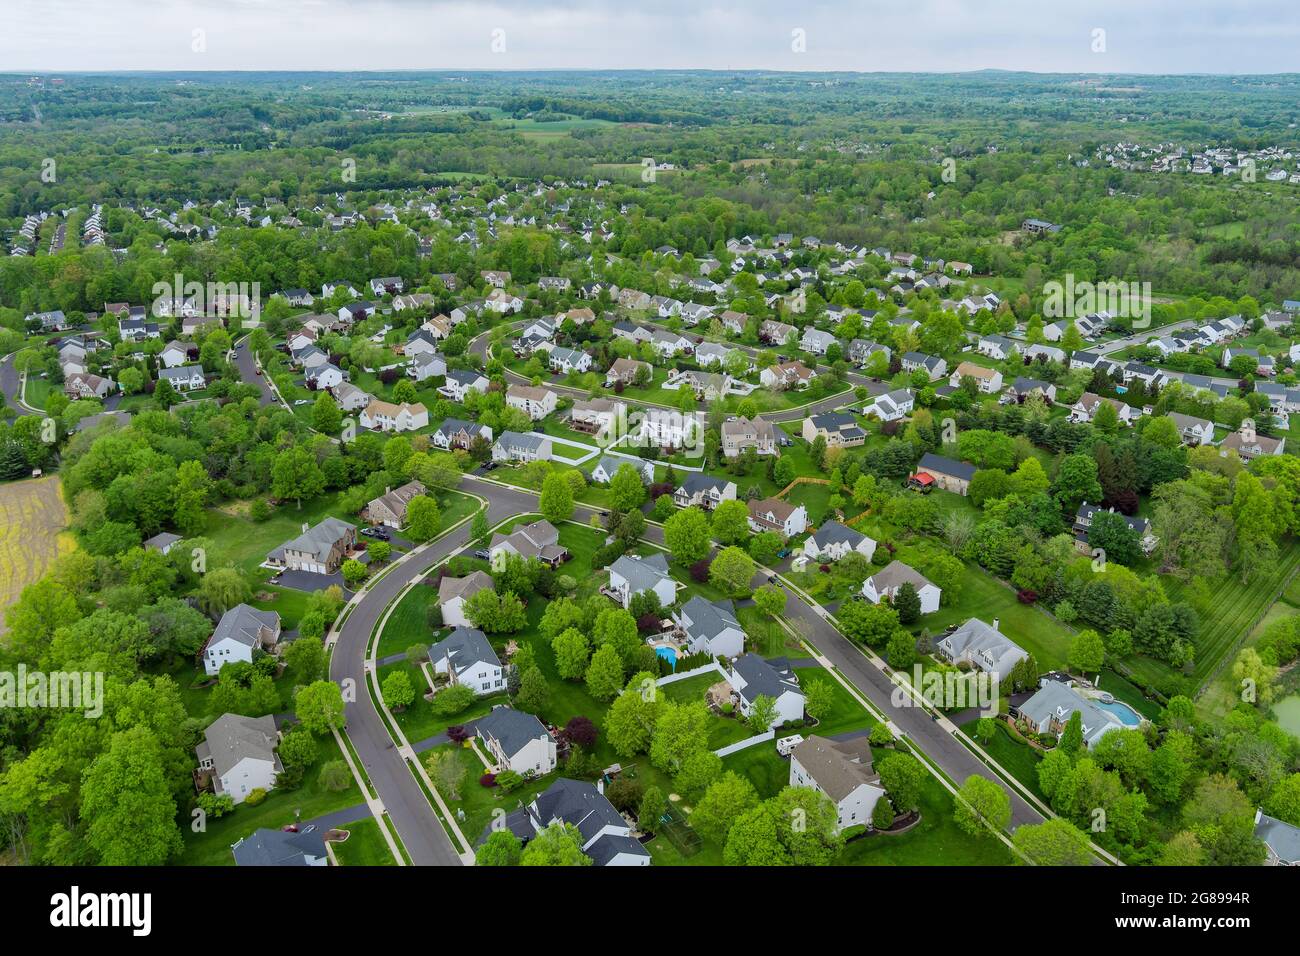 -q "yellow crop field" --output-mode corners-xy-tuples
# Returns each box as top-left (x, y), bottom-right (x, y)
(0, 475), (75, 637)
